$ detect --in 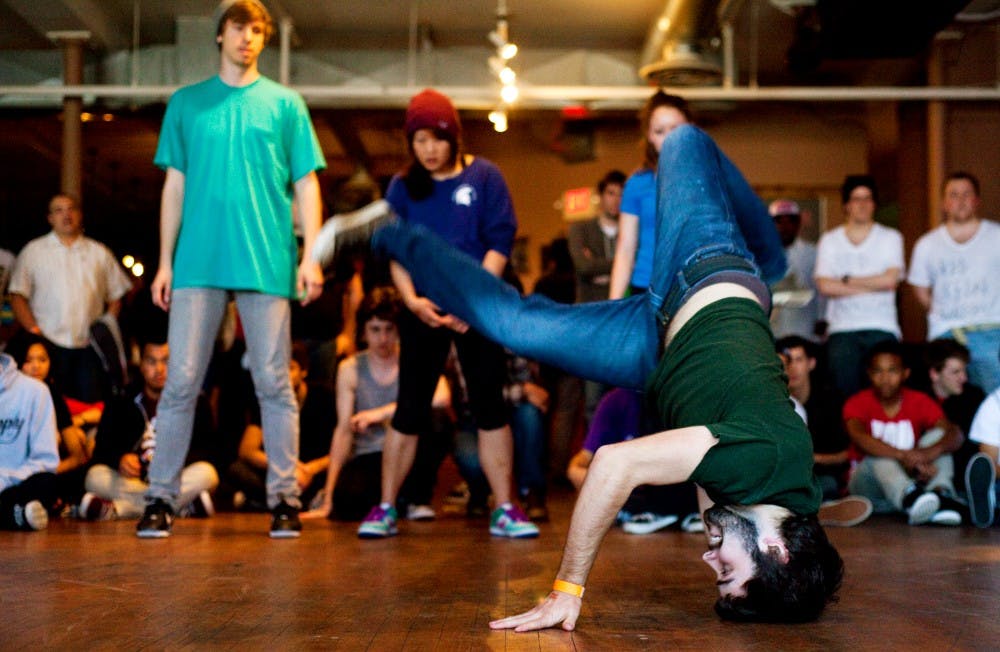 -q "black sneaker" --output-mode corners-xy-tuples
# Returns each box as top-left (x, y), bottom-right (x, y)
(965, 452), (997, 528)
(311, 200), (396, 270)
(269, 501), (302, 539)
(136, 499), (174, 538)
